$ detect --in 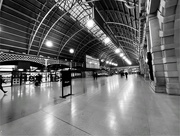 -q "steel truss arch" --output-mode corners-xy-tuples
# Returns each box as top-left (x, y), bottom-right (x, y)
(73, 38), (101, 60)
(99, 10), (135, 19)
(28, 0), (64, 54)
(115, 35), (138, 44)
(106, 22), (139, 32)
(118, 40), (138, 48)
